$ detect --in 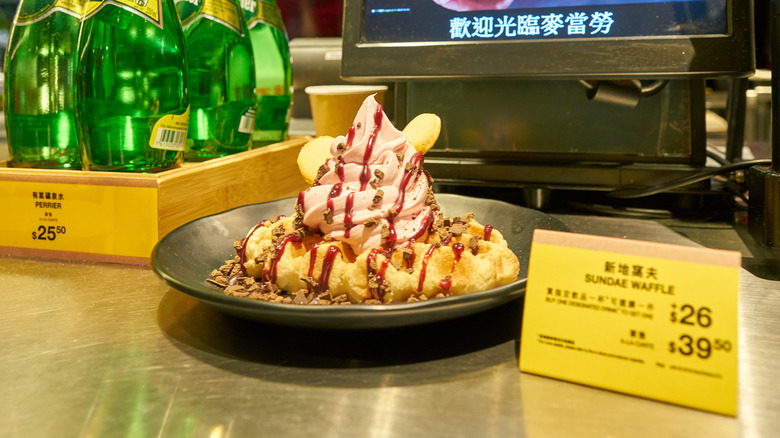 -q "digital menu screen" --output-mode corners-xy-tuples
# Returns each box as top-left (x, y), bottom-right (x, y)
(363, 0), (727, 42)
